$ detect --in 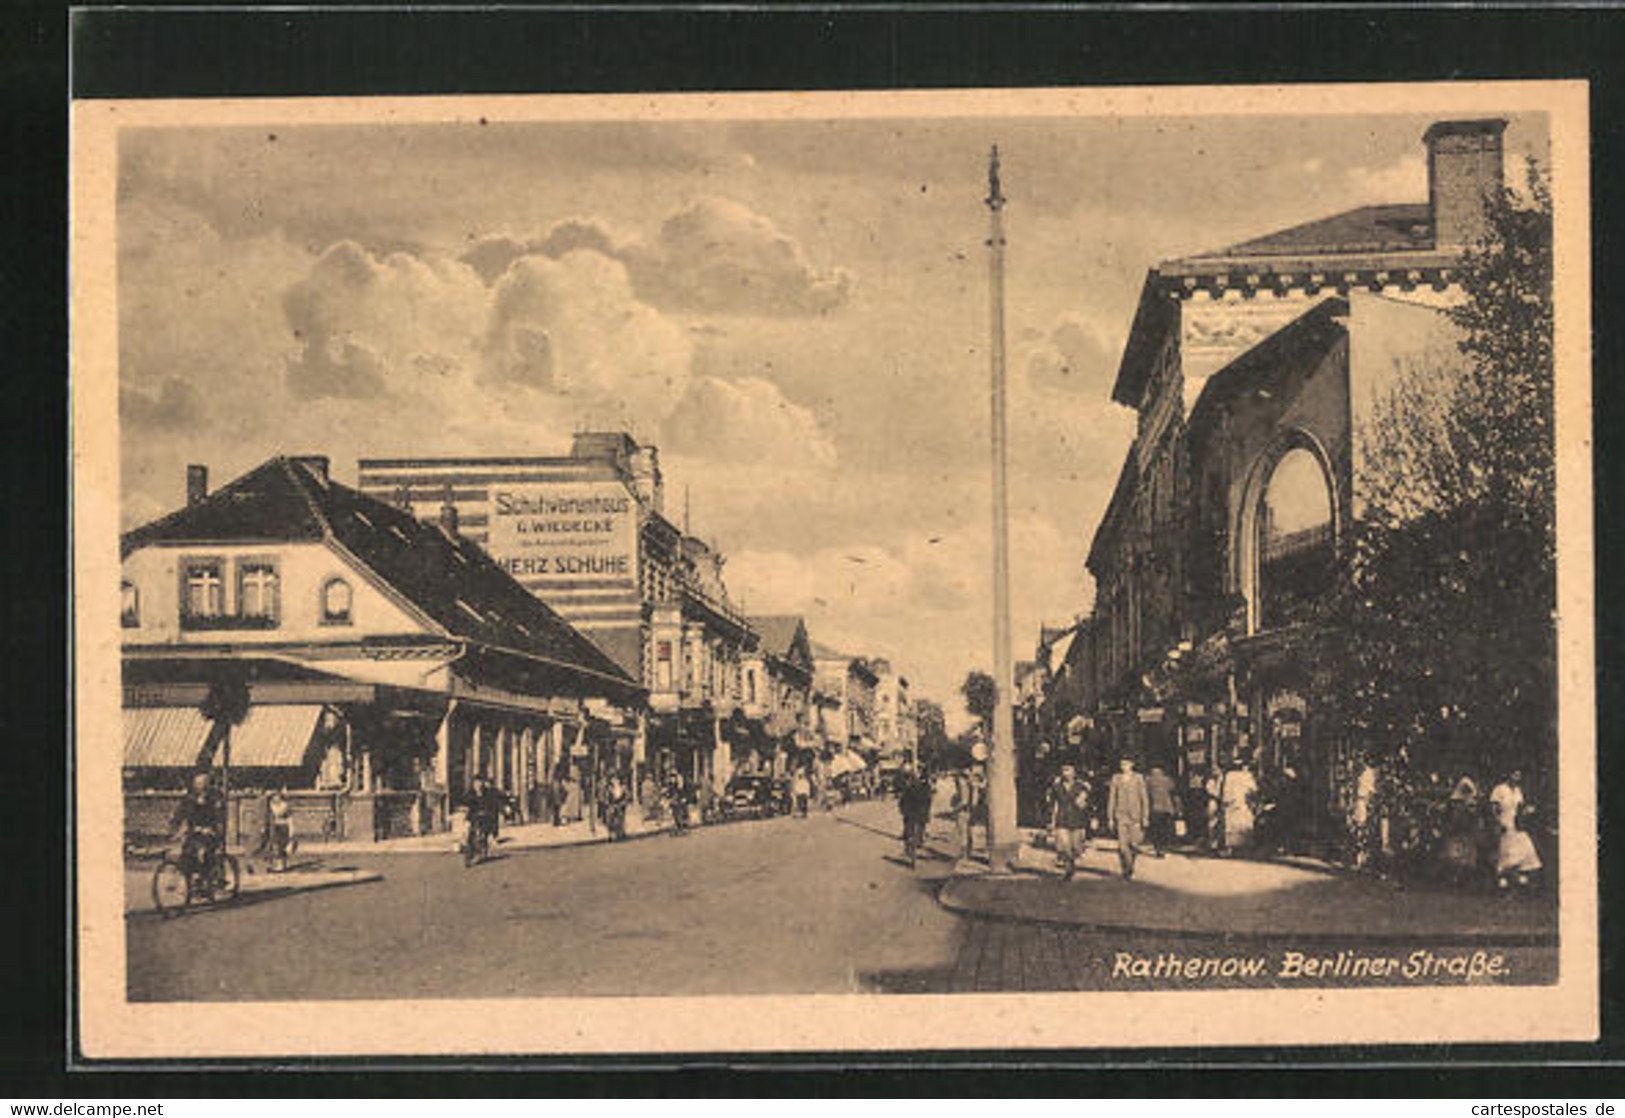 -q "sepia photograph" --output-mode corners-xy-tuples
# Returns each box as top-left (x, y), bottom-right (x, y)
(70, 81), (1595, 1057)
